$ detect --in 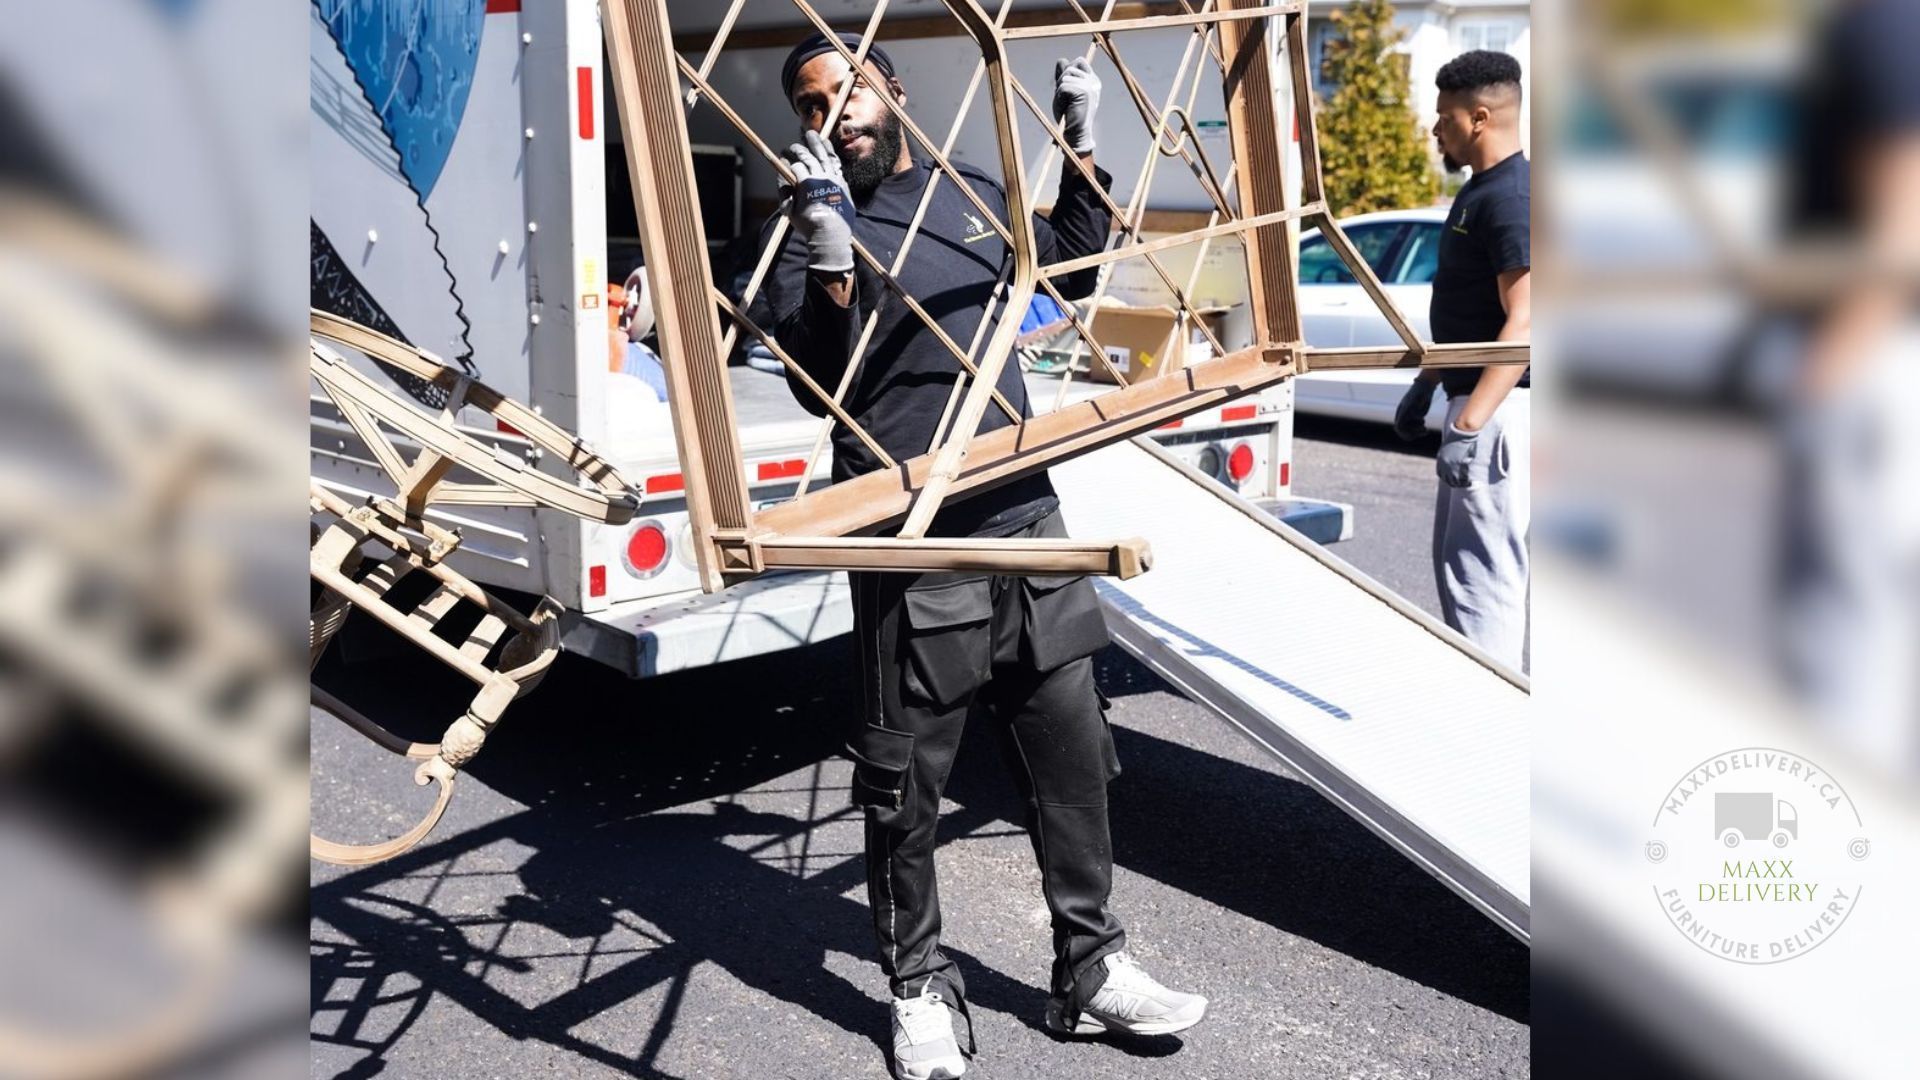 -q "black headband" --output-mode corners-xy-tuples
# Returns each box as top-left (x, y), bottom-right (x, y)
(780, 32), (898, 111)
